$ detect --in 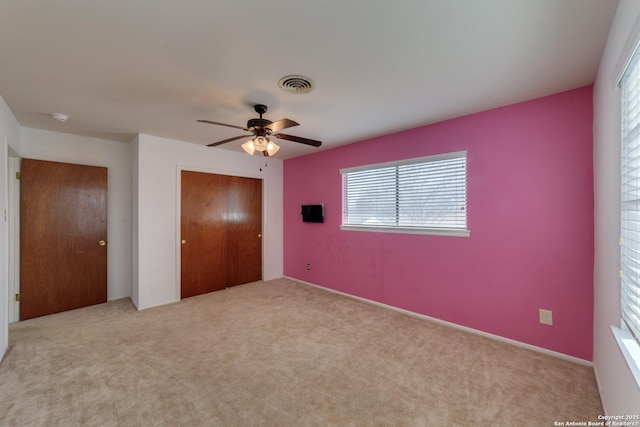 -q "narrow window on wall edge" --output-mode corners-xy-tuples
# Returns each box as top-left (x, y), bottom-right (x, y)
(340, 150), (469, 237)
